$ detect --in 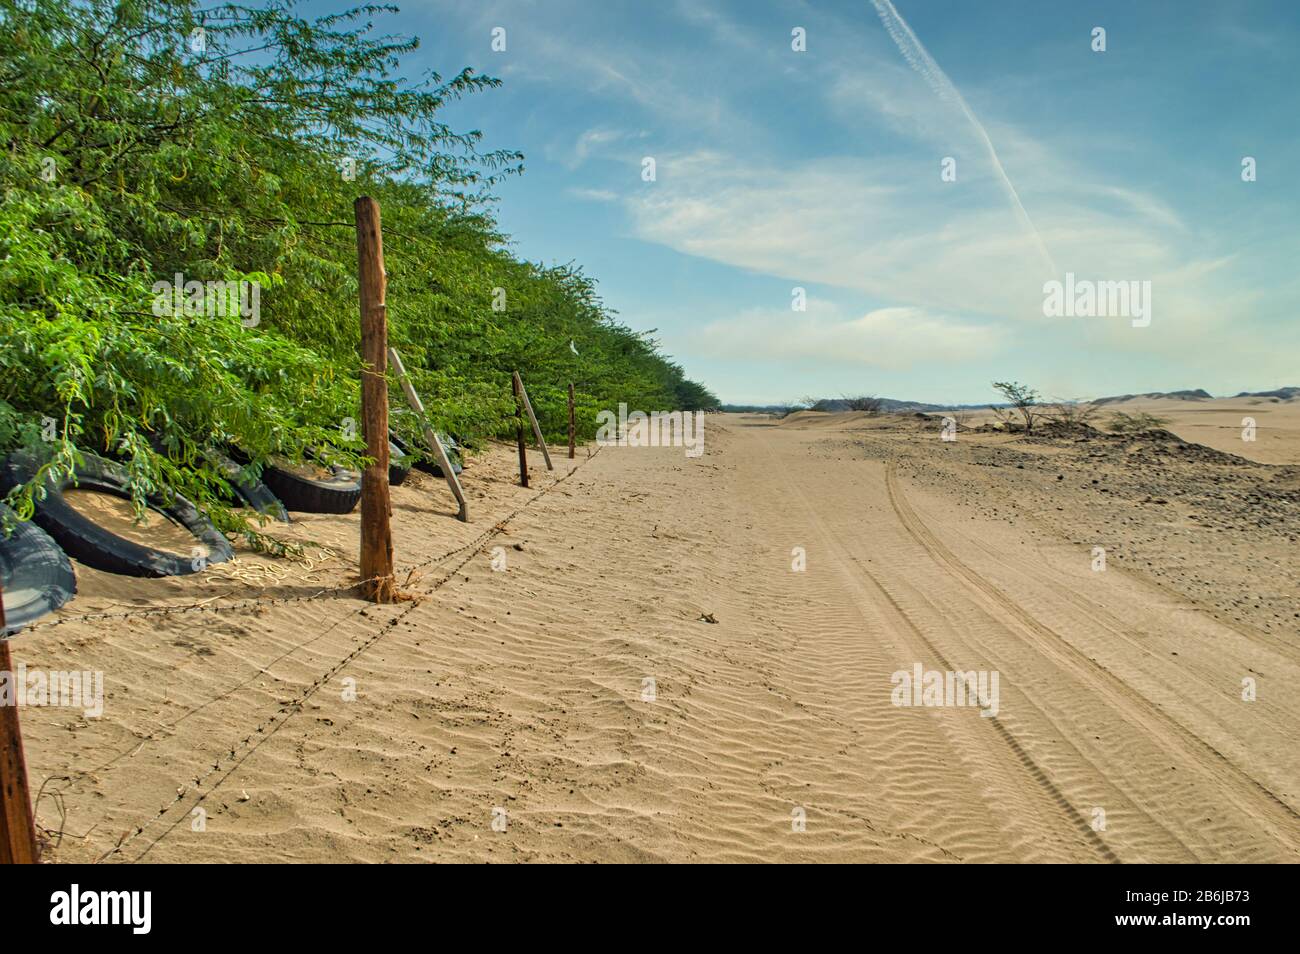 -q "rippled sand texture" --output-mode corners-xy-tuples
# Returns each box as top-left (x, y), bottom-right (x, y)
(15, 412), (1299, 862)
